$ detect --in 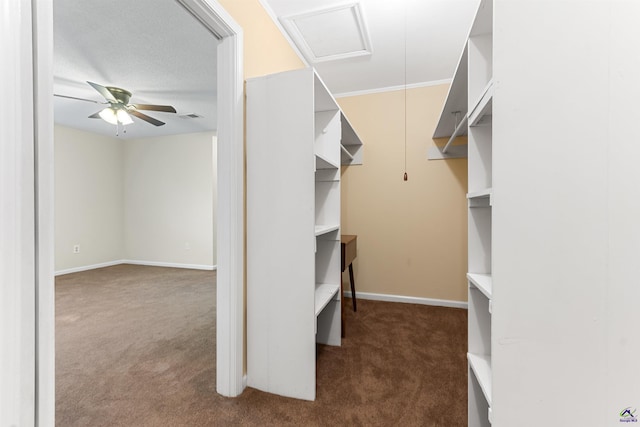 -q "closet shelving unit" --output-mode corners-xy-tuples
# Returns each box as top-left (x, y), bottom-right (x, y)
(340, 115), (364, 165)
(246, 67), (362, 401)
(435, 0), (493, 425)
(467, 1), (493, 425)
(436, 1), (640, 424)
(429, 44), (468, 160)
